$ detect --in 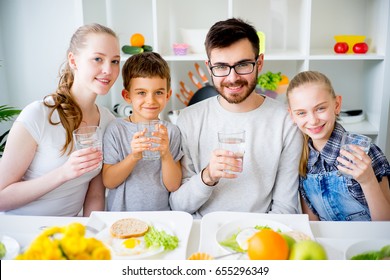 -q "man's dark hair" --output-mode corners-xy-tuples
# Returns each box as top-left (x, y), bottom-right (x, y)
(205, 18), (260, 59)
